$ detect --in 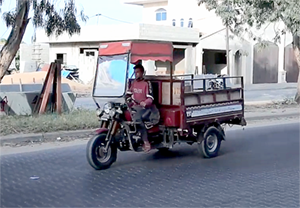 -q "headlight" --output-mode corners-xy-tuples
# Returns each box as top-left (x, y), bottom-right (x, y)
(109, 108), (116, 117)
(103, 103), (112, 114)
